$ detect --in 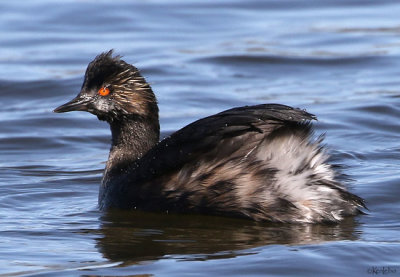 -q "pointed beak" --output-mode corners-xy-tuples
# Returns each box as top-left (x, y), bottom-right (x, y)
(53, 95), (91, 113)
